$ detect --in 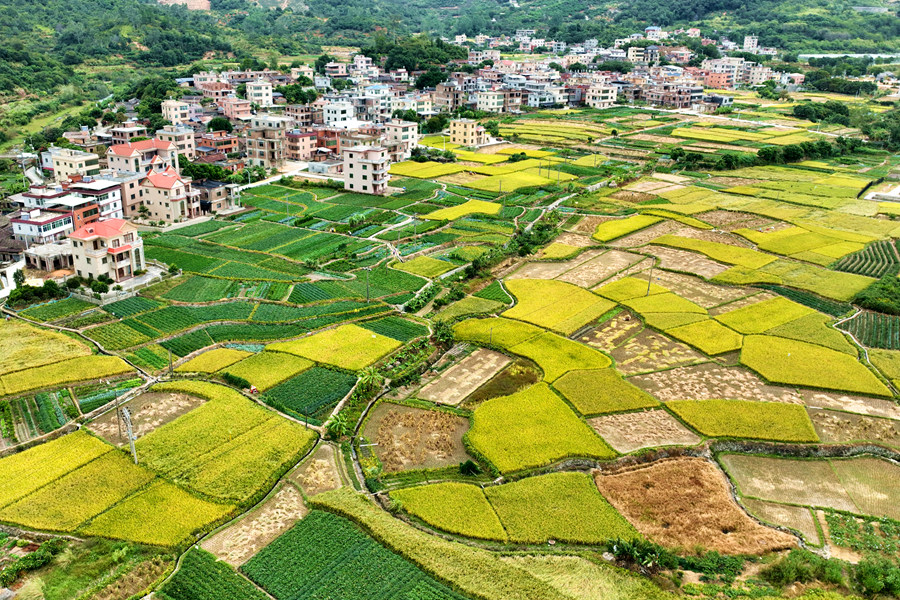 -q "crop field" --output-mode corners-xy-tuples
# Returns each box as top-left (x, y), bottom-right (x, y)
(103, 296), (165, 318)
(423, 198), (500, 220)
(473, 281), (513, 304)
(159, 548), (268, 600)
(175, 348), (253, 373)
(0, 355), (134, 397)
(163, 276), (241, 303)
(666, 319), (743, 355)
(19, 297), (95, 322)
(241, 510), (469, 600)
(588, 409), (702, 453)
(595, 457), (796, 554)
(136, 381), (316, 503)
(593, 215), (662, 243)
(0, 319), (92, 377)
(468, 382), (615, 473)
(740, 335), (891, 396)
(393, 256), (455, 278)
(485, 472), (638, 544)
(840, 311), (900, 350)
(269, 324), (401, 370)
(833, 239), (900, 278)
(713, 296), (813, 334)
(553, 368), (658, 415)
(221, 350), (312, 391)
(653, 235), (777, 269)
(509, 331), (612, 381)
(503, 279), (615, 335)
(666, 400), (819, 442)
(358, 316), (428, 342)
(263, 367), (356, 424)
(391, 482), (507, 541)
